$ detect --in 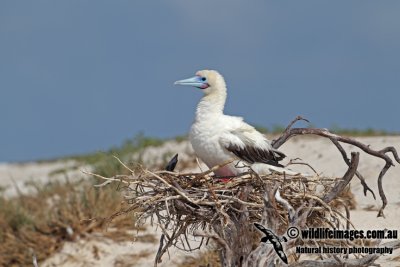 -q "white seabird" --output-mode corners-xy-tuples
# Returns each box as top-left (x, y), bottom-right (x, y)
(175, 69), (291, 177)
